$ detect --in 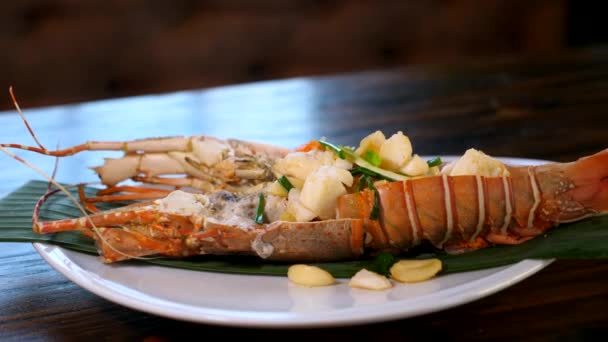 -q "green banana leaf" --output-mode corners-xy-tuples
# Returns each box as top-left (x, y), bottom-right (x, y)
(1, 180), (607, 278)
